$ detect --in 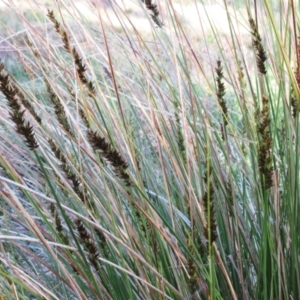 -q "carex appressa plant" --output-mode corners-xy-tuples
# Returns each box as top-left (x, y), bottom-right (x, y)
(0, 0), (300, 299)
